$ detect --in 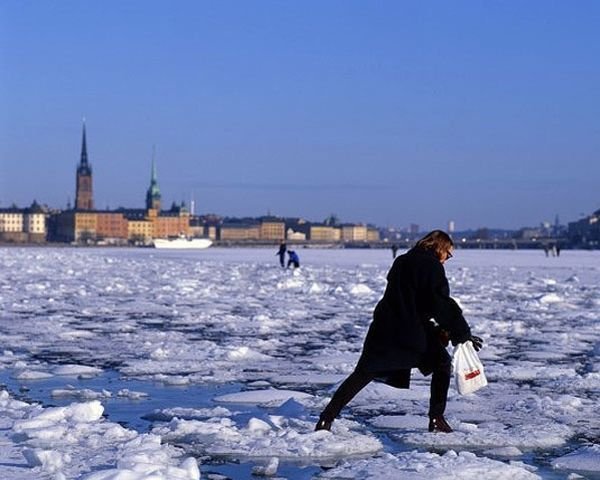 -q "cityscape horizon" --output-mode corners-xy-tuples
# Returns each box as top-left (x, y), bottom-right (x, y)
(1, 120), (595, 235)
